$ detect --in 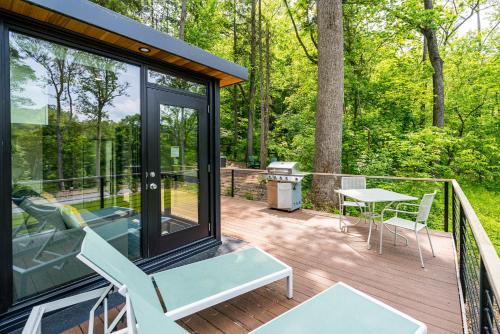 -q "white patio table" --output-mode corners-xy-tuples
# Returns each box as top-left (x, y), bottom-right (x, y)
(335, 188), (418, 254)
